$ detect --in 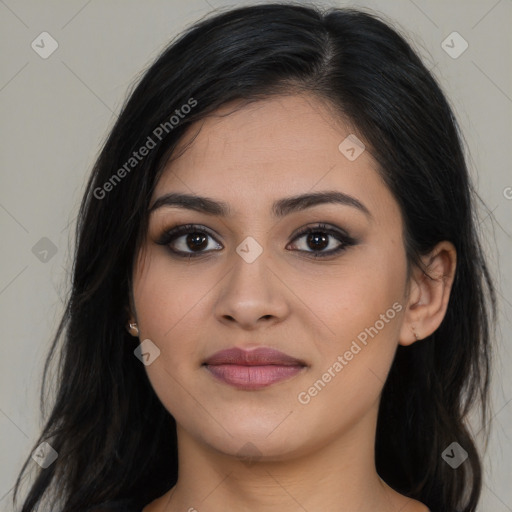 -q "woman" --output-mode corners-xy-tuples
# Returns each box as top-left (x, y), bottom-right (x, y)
(13, 3), (496, 512)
